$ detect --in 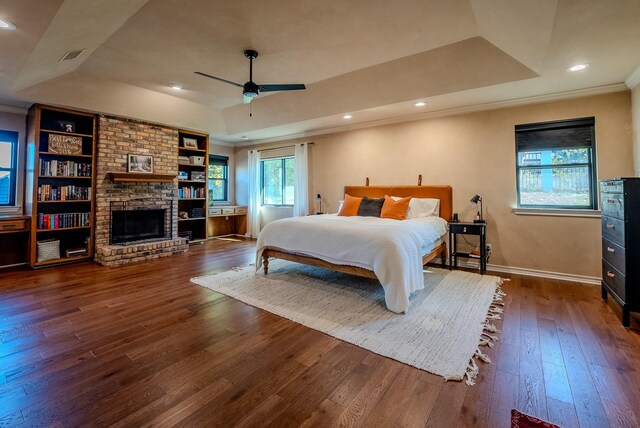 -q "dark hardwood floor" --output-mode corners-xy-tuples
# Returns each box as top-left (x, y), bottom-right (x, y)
(1, 238), (639, 427)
